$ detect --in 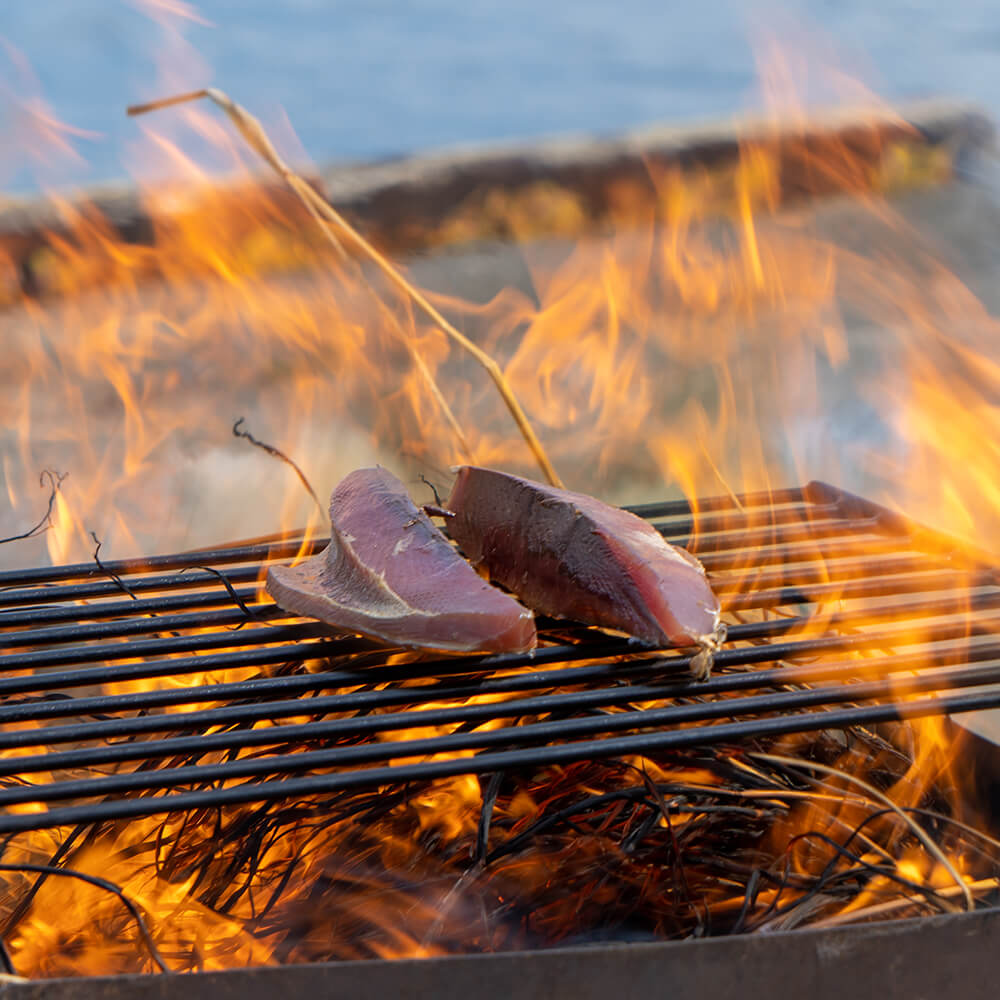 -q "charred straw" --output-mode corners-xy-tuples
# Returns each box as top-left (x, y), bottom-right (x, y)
(232, 417), (324, 517)
(0, 863), (169, 974)
(90, 531), (138, 600)
(0, 470), (66, 547)
(127, 89), (562, 487)
(1, 486), (999, 968)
